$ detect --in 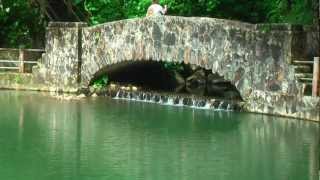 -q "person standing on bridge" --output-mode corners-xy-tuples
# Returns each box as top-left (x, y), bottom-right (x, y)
(146, 0), (167, 16)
